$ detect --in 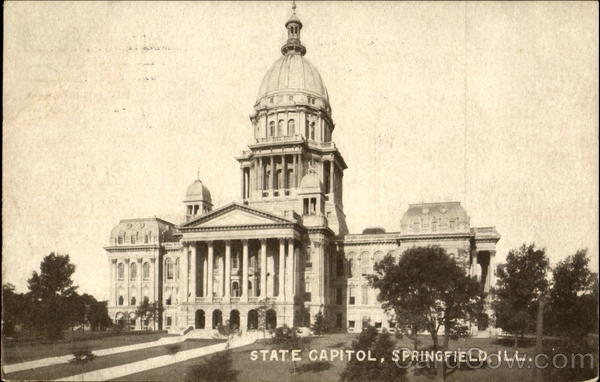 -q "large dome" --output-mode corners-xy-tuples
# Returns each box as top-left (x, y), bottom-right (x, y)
(257, 53), (329, 104)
